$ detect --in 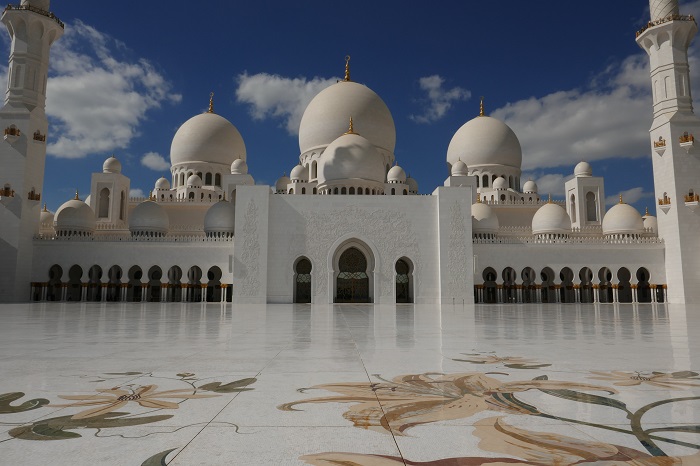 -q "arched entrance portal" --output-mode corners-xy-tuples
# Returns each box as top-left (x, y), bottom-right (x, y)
(294, 257), (312, 303)
(335, 247), (371, 303)
(395, 258), (413, 303)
